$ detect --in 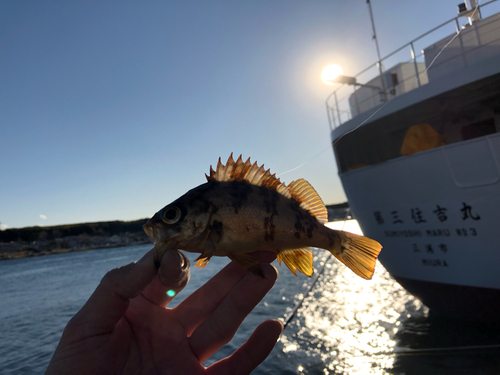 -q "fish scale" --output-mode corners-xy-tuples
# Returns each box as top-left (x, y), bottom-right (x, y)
(143, 154), (382, 279)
